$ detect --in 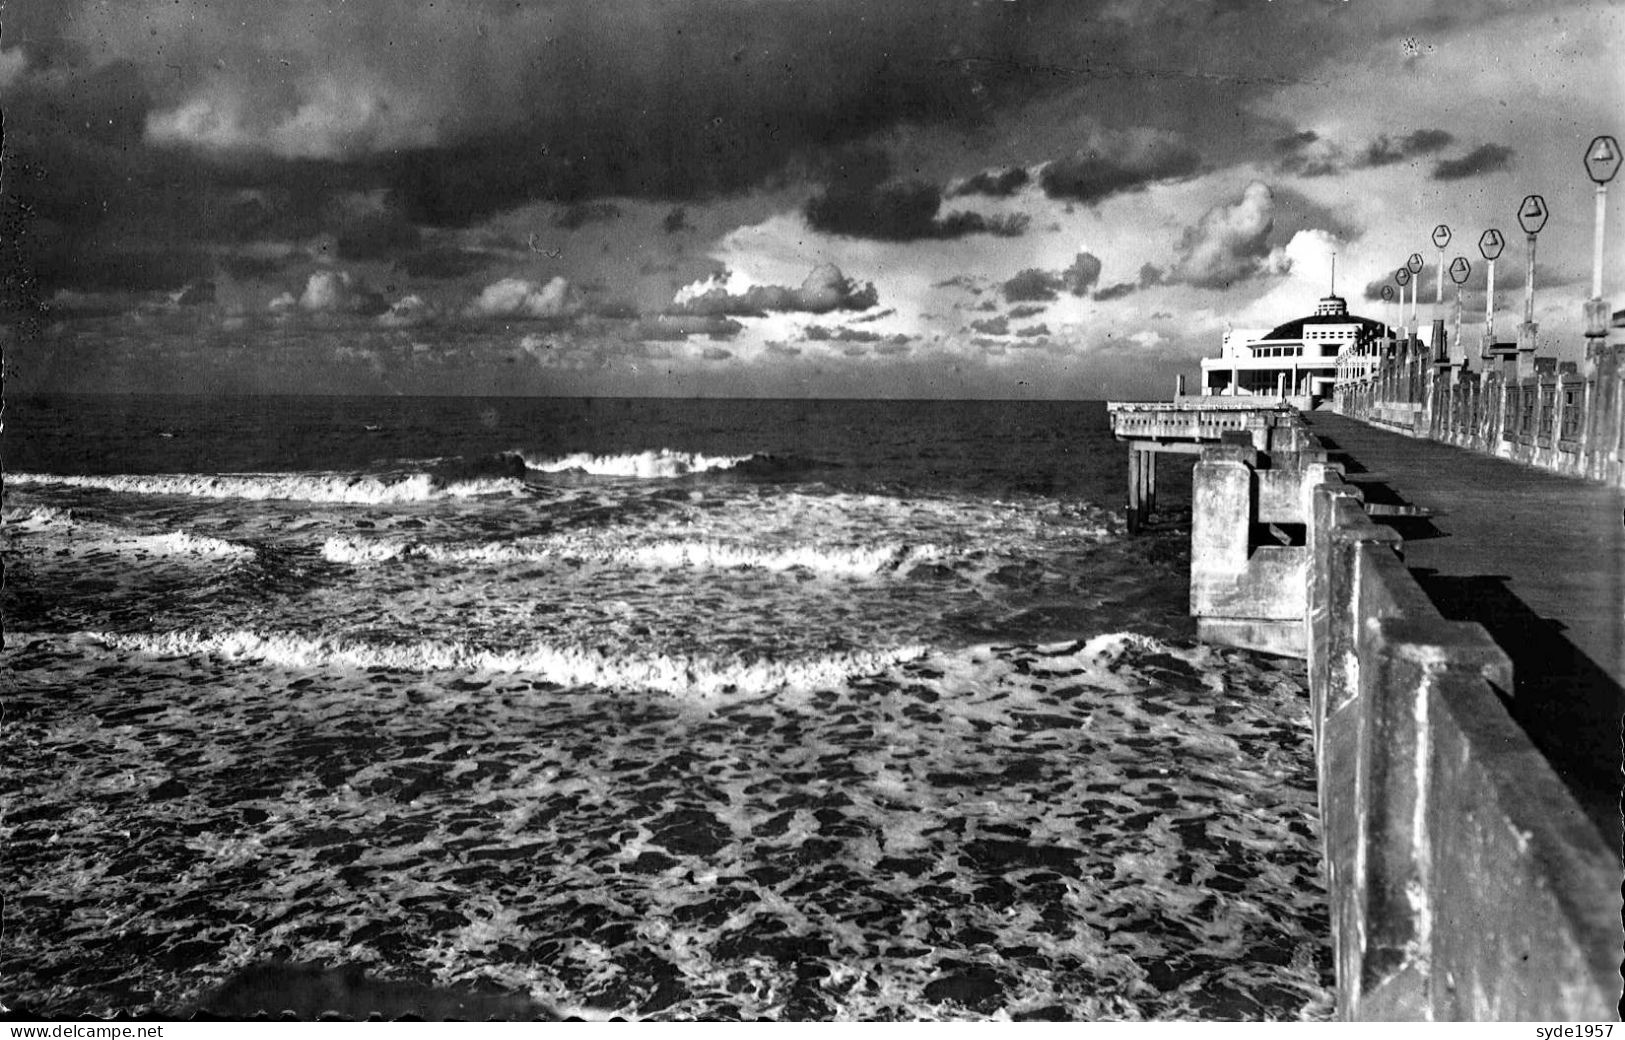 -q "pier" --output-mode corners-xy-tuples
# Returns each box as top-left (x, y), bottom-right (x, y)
(1105, 298), (1624, 1020)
